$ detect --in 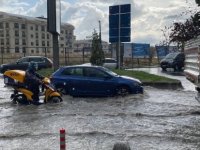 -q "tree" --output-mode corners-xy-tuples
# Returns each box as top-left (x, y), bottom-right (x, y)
(90, 30), (105, 66)
(196, 0), (200, 6)
(169, 12), (200, 52)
